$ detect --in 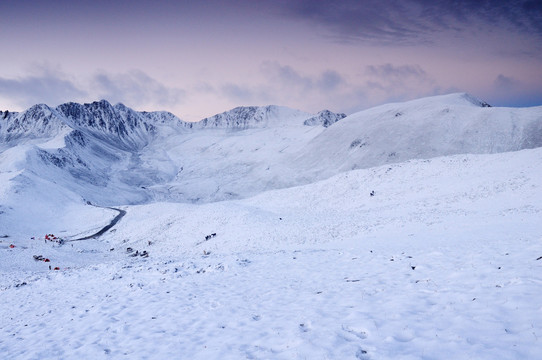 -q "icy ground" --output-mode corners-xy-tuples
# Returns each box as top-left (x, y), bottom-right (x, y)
(1, 148), (542, 359)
